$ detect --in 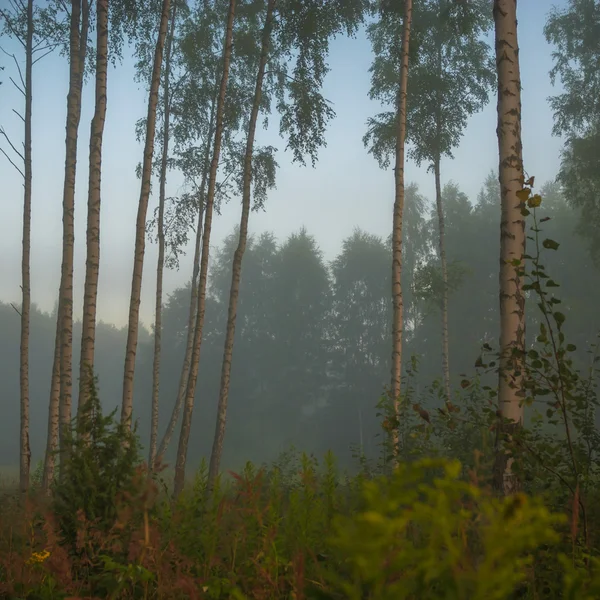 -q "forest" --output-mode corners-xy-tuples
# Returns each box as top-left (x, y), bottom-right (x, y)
(1, 0), (600, 598)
